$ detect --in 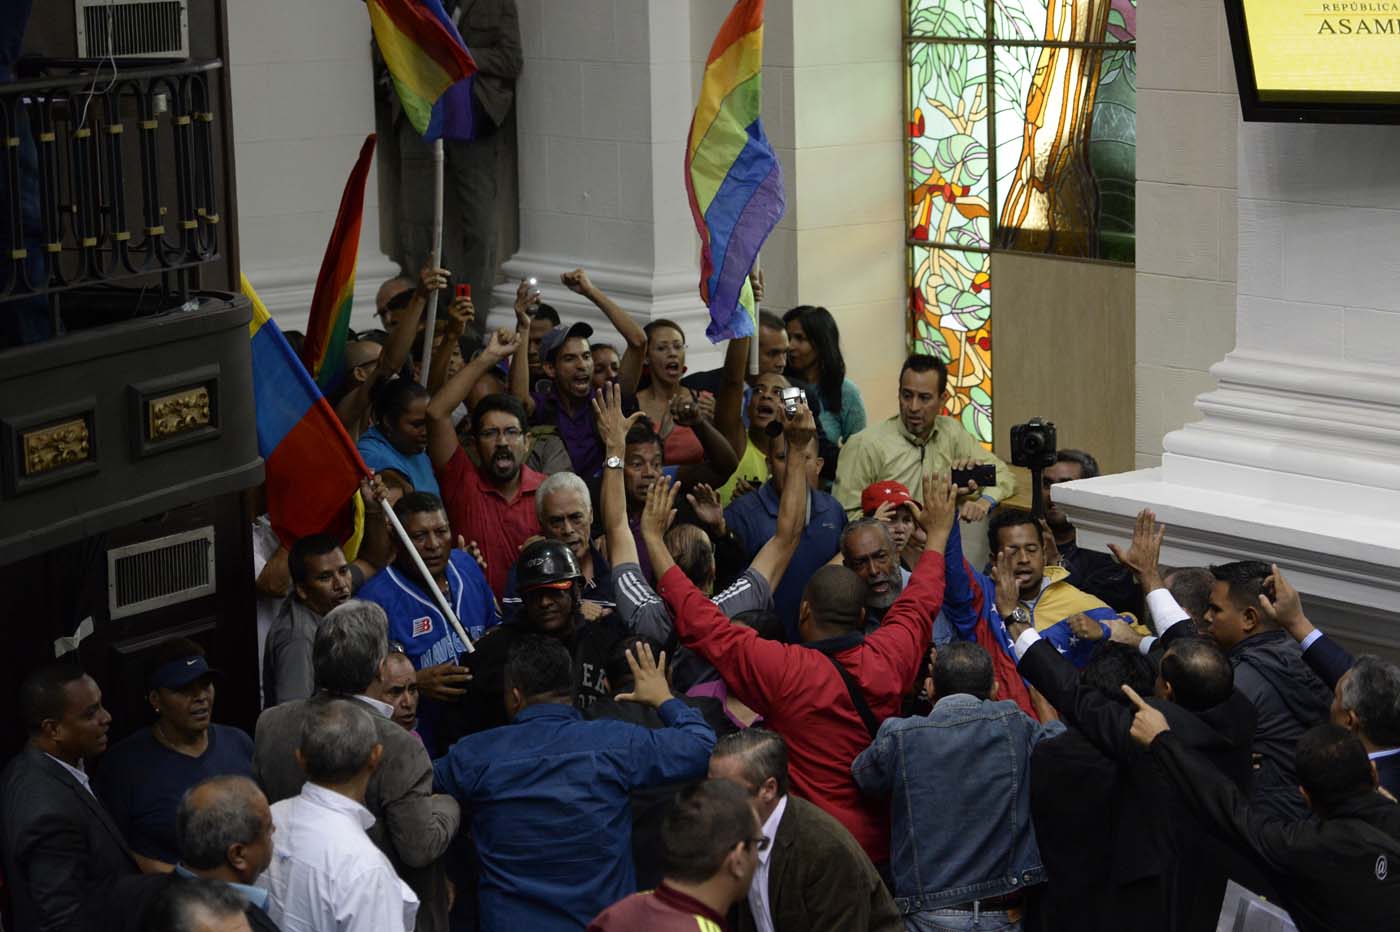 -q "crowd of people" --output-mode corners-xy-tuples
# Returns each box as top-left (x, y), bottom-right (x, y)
(3, 264), (1400, 932)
